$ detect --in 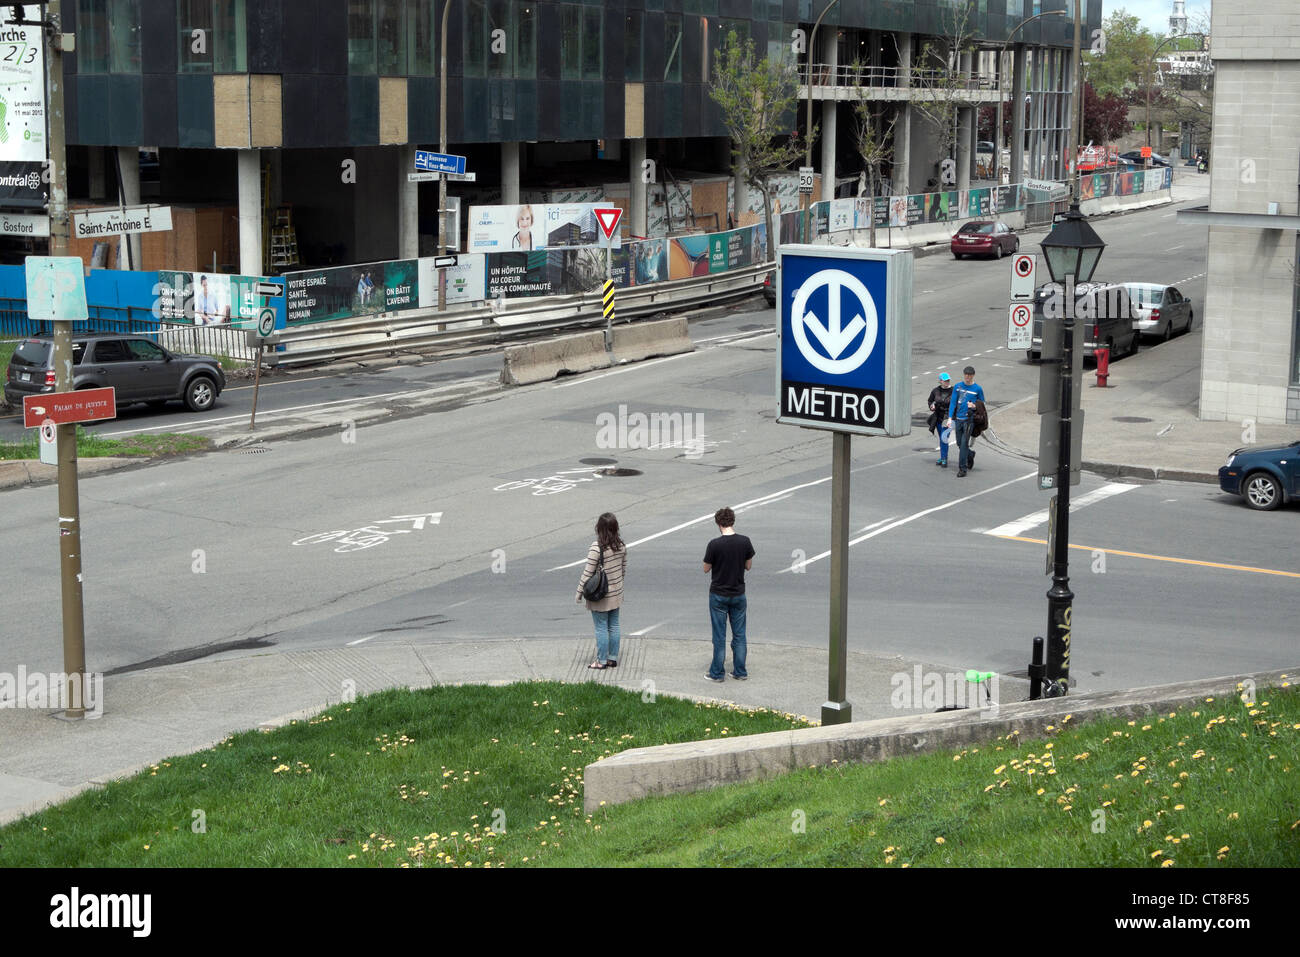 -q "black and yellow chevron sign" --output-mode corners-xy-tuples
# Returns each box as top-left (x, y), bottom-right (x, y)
(602, 280), (615, 322)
